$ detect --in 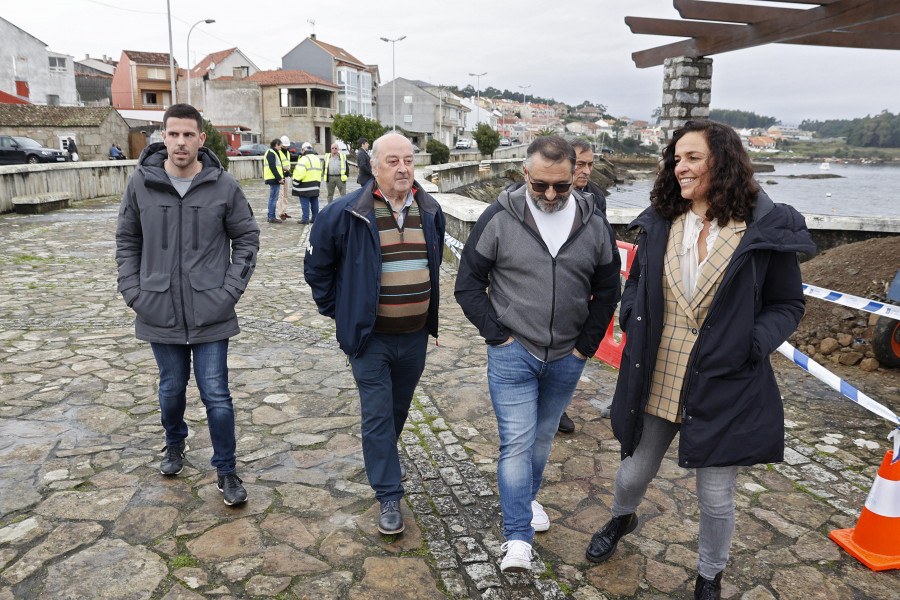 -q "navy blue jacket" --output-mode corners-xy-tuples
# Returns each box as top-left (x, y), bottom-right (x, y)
(303, 180), (446, 357)
(611, 191), (815, 468)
